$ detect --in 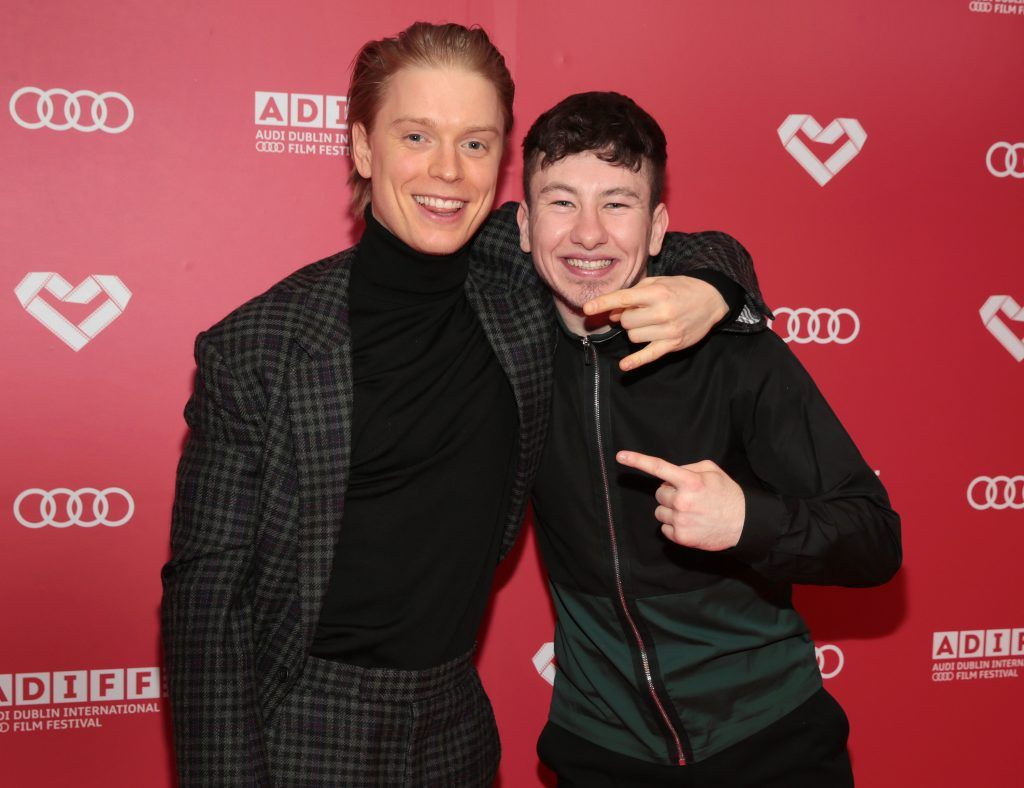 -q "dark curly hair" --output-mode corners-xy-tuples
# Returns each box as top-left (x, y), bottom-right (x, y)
(522, 91), (666, 208)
